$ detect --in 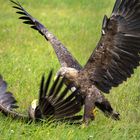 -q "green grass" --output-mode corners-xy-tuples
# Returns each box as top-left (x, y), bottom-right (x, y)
(0, 0), (140, 139)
